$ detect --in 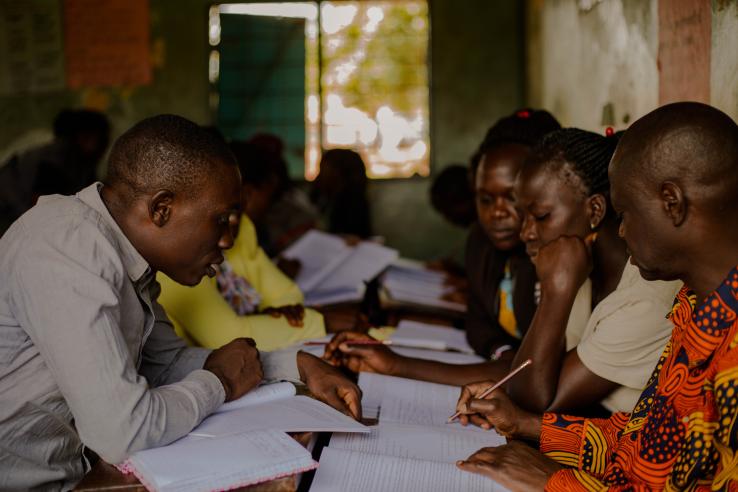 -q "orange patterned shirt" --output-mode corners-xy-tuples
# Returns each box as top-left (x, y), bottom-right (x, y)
(541, 267), (738, 491)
